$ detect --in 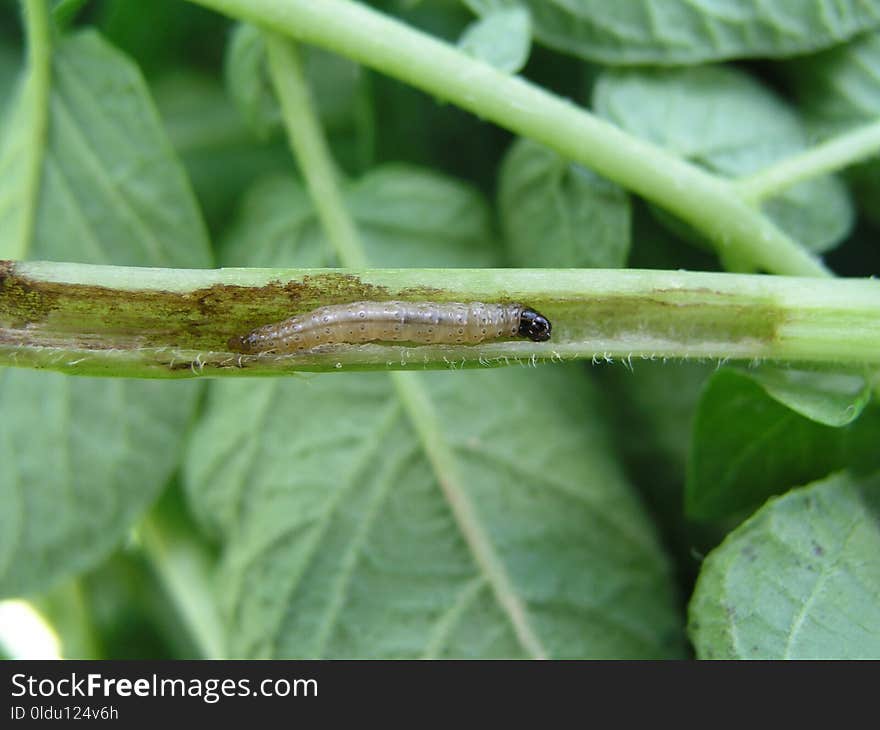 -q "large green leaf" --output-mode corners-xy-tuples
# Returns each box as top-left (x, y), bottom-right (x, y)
(463, 0), (880, 65)
(185, 163), (683, 658)
(686, 368), (875, 521)
(689, 471), (880, 659)
(222, 166), (501, 268)
(498, 137), (631, 268)
(0, 31), (211, 266)
(594, 66), (854, 255)
(0, 30), (208, 597)
(0, 373), (201, 598)
(186, 368), (683, 659)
